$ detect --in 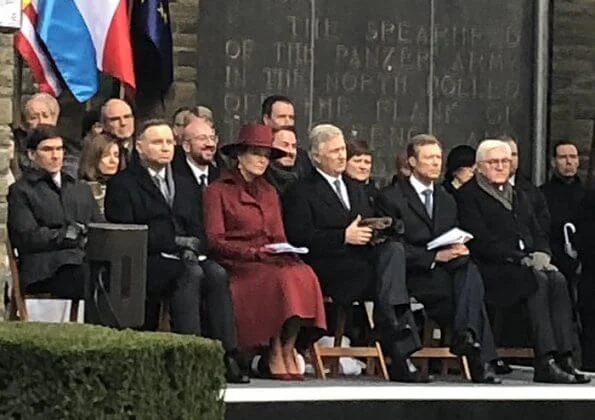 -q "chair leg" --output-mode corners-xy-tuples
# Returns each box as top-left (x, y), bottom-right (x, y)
(366, 357), (376, 376)
(460, 356), (471, 381)
(330, 306), (347, 375)
(311, 342), (327, 379)
(8, 299), (18, 321)
(69, 300), (79, 322)
(375, 342), (390, 380)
